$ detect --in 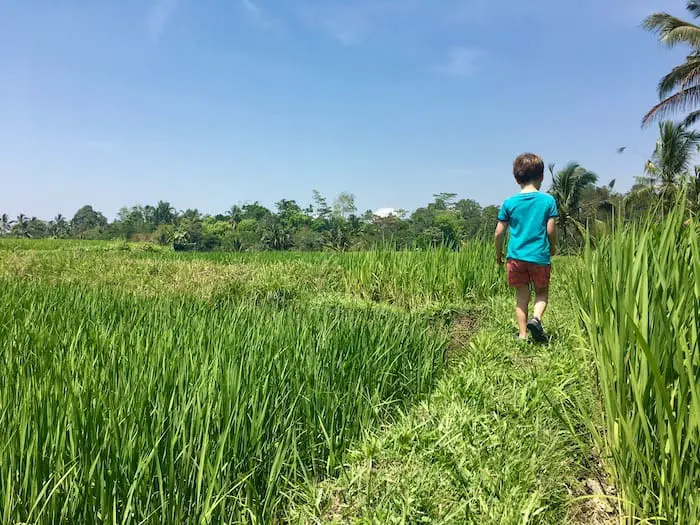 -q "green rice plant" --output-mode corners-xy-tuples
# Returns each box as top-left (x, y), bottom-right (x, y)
(339, 243), (506, 308)
(0, 280), (447, 523)
(0, 238), (164, 252)
(575, 200), (700, 523)
(0, 243), (505, 309)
